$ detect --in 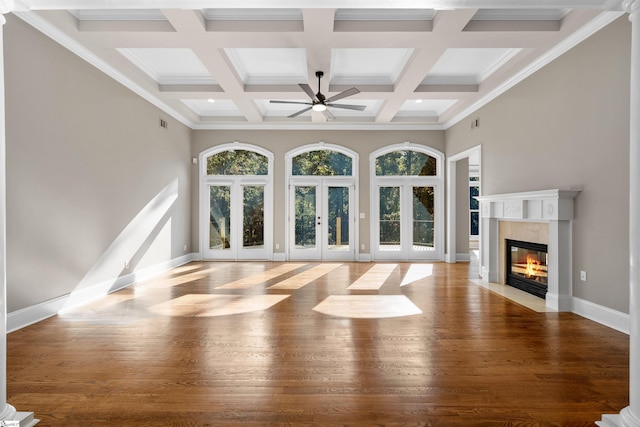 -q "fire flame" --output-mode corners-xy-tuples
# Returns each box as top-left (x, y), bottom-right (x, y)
(525, 255), (541, 278)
